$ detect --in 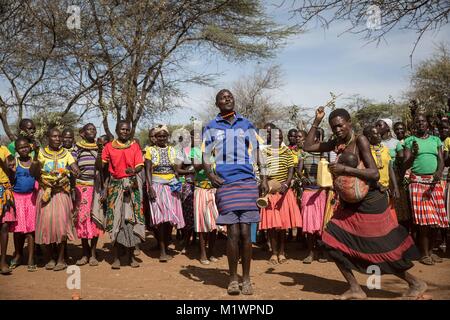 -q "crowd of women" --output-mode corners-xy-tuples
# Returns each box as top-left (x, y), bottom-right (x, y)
(0, 89), (448, 299)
